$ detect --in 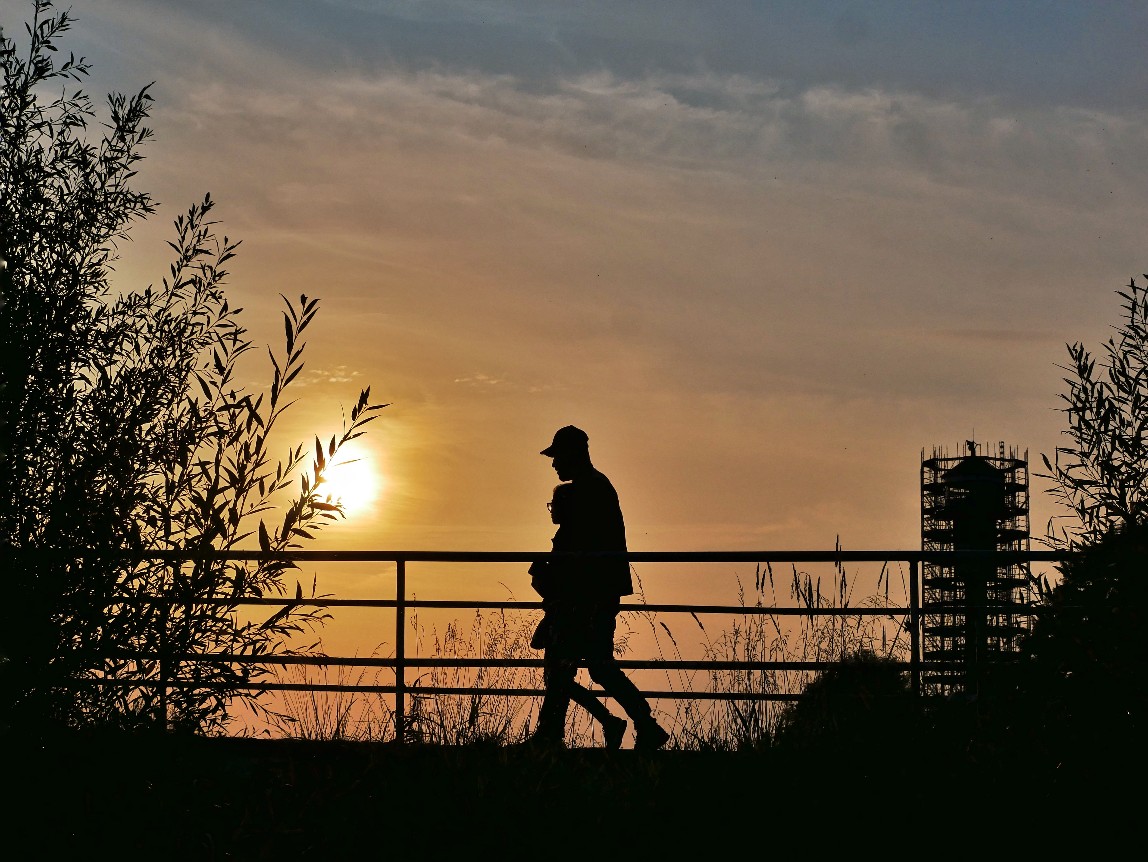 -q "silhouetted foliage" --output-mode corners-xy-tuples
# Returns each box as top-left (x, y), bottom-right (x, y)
(1041, 278), (1148, 550)
(0, 1), (385, 734)
(774, 650), (917, 757)
(1019, 521), (1148, 744)
(1018, 281), (1148, 753)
